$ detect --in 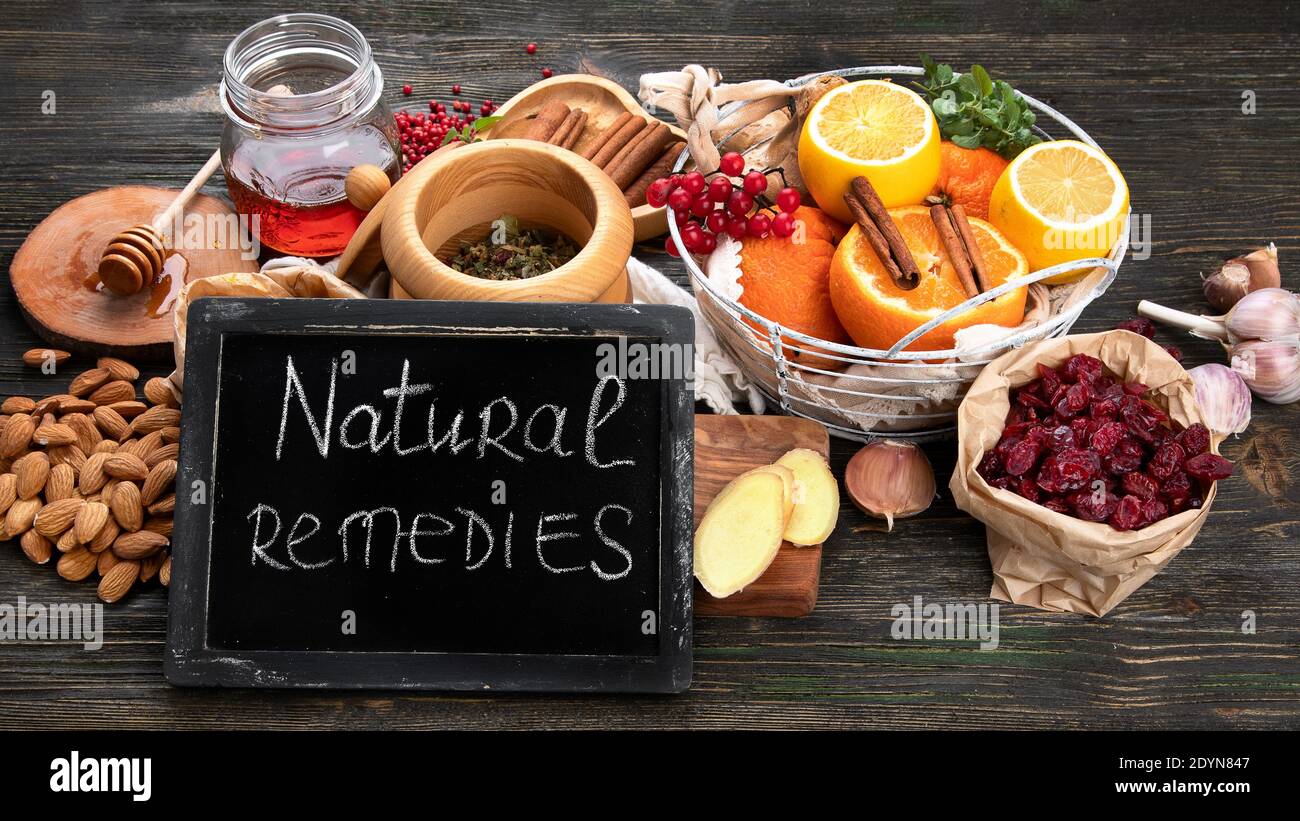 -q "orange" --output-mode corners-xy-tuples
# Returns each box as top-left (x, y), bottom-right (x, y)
(735, 207), (850, 367)
(798, 80), (941, 224)
(930, 142), (1008, 221)
(828, 205), (1029, 352)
